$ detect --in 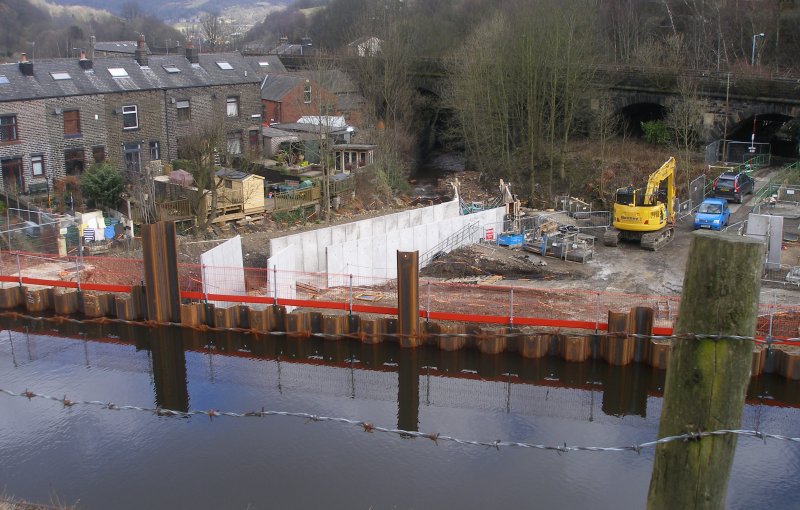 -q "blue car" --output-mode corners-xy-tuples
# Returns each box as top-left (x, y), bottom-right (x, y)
(693, 198), (730, 230)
